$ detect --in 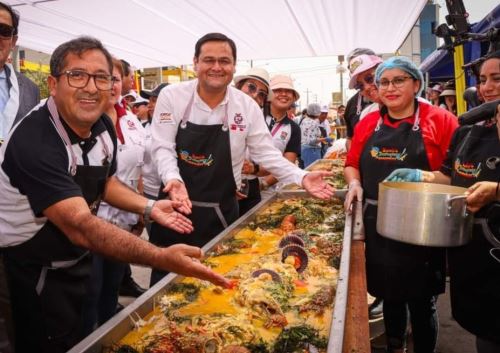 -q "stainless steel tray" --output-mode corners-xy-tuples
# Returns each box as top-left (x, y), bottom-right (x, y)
(69, 191), (354, 353)
(305, 158), (345, 172)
